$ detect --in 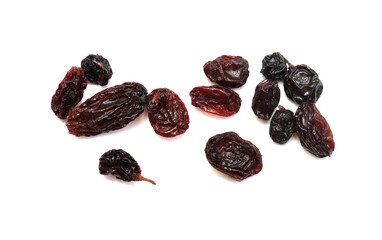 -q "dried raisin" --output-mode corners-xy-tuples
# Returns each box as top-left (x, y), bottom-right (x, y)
(295, 102), (335, 157)
(81, 54), (113, 86)
(252, 79), (280, 120)
(99, 149), (155, 184)
(147, 88), (189, 137)
(203, 55), (249, 88)
(260, 52), (289, 80)
(51, 67), (87, 119)
(66, 82), (147, 137)
(205, 132), (262, 180)
(190, 85), (241, 116)
(269, 106), (295, 144)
